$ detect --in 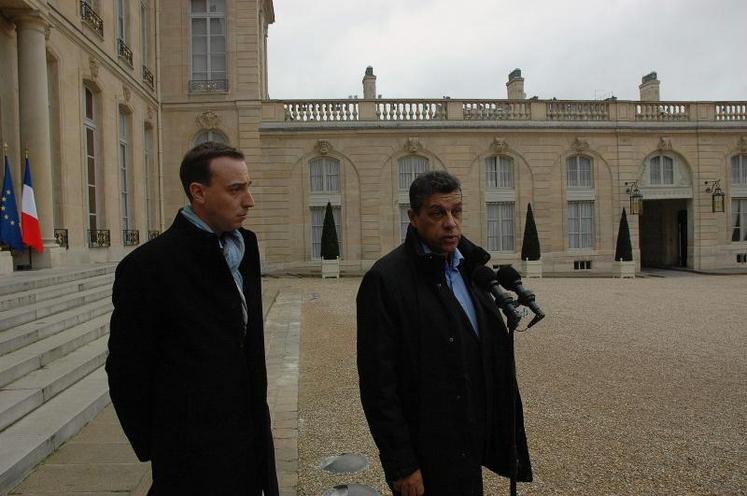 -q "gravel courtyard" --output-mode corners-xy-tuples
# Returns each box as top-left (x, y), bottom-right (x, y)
(293, 273), (746, 496)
